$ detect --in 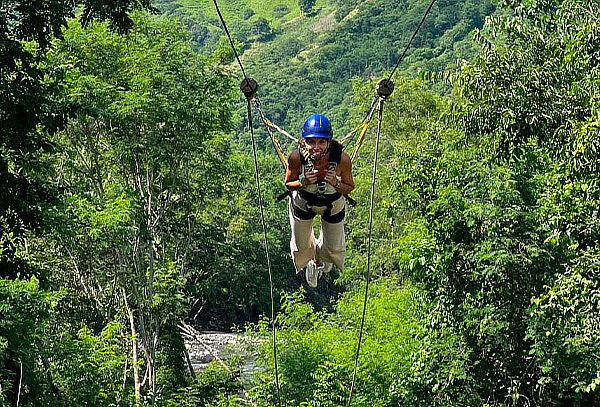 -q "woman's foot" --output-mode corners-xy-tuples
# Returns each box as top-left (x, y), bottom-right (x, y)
(305, 260), (321, 288)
